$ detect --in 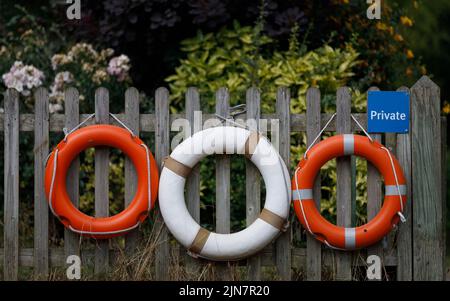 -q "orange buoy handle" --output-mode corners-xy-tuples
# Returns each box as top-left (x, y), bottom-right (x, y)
(292, 134), (407, 250)
(44, 124), (159, 239)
